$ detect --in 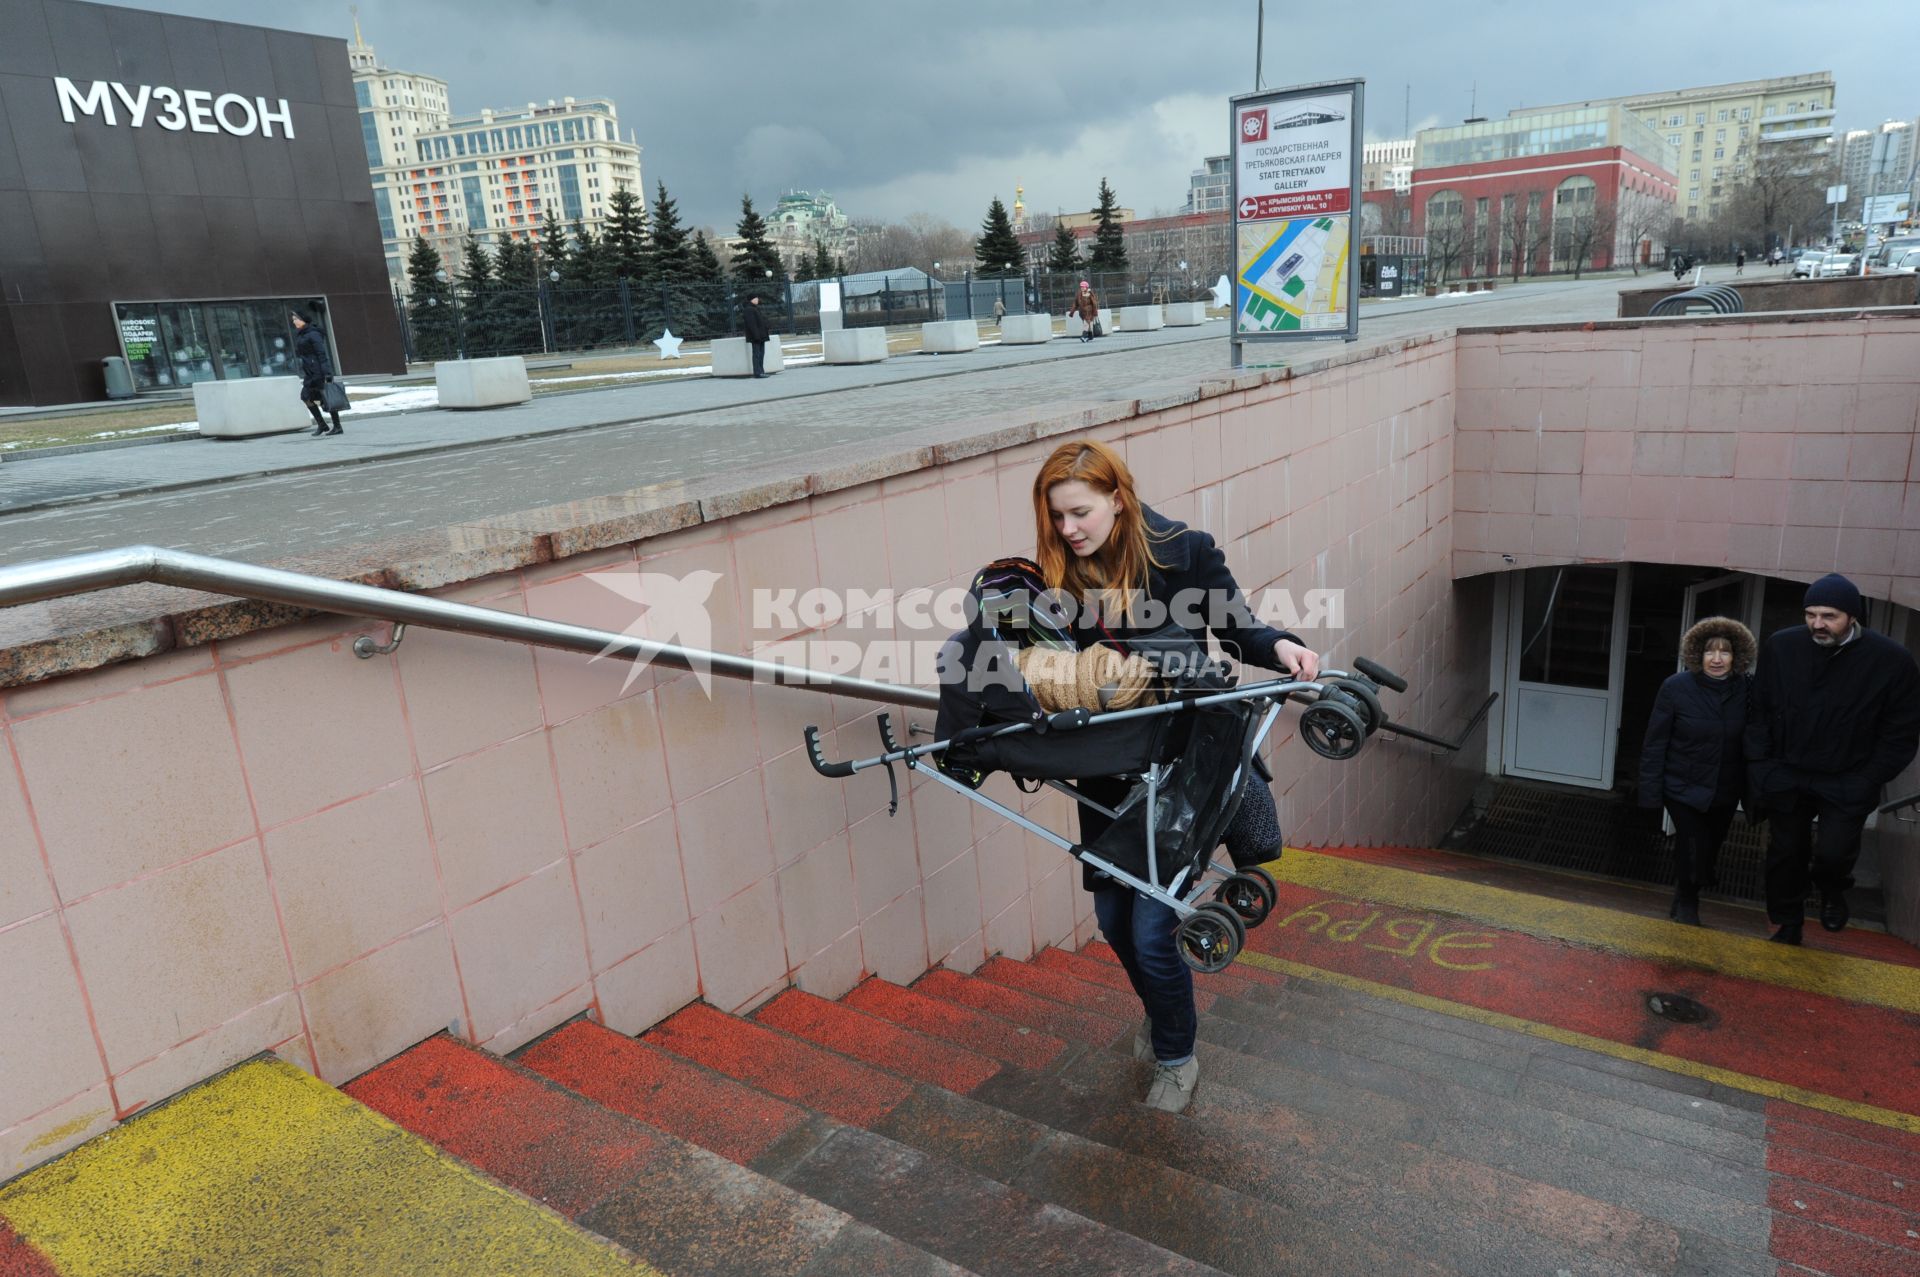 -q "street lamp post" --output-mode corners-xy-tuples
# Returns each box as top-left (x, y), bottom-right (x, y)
(534, 266), (559, 355)
(931, 261), (941, 319)
(434, 267), (465, 359)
